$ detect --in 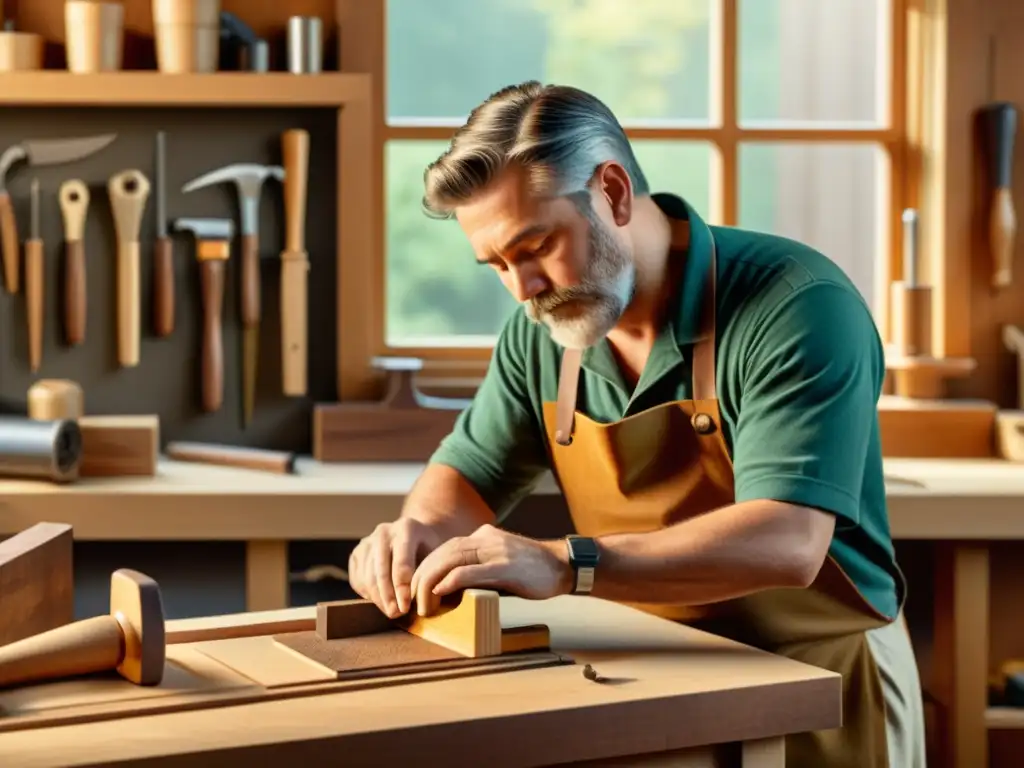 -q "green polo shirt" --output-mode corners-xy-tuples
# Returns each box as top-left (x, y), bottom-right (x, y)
(429, 193), (901, 620)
